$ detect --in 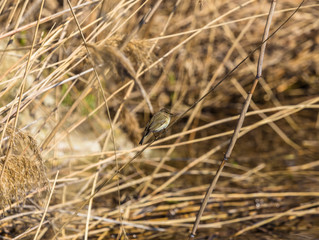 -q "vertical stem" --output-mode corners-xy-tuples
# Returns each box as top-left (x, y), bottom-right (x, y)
(189, 1), (277, 238)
